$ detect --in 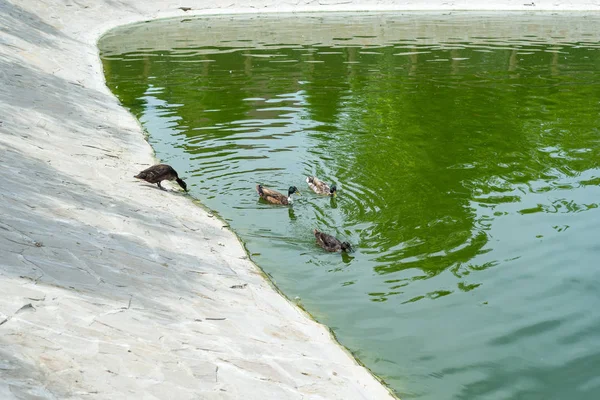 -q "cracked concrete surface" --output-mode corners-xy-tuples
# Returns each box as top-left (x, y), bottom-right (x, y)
(0, 1), (397, 399)
(1, 0), (599, 399)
